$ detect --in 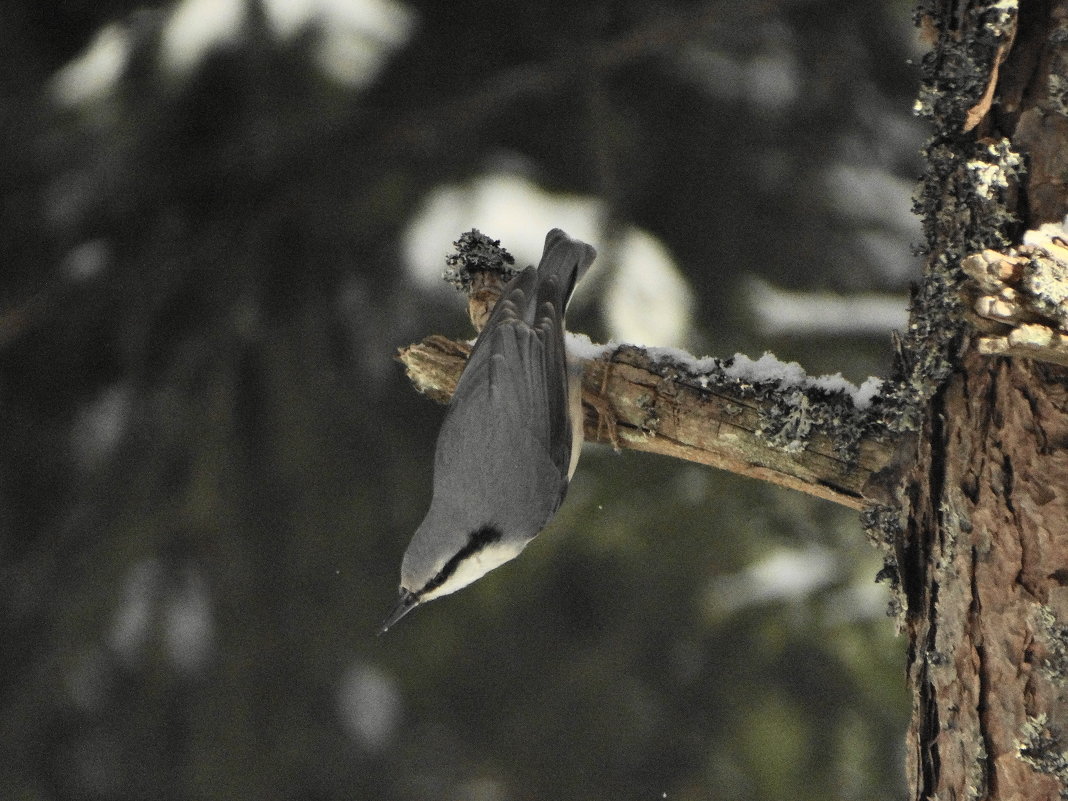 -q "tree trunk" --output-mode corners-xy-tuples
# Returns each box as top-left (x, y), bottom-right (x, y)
(905, 354), (1068, 800)
(904, 2), (1068, 799)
